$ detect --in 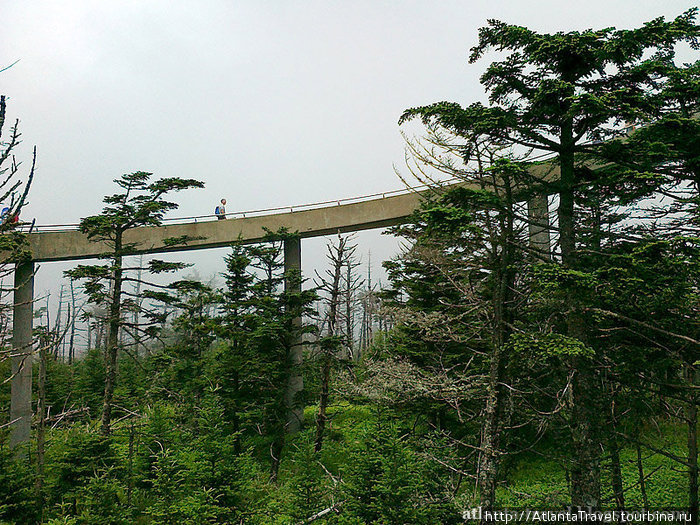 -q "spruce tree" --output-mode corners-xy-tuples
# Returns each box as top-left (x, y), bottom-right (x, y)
(65, 171), (204, 435)
(399, 9), (700, 507)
